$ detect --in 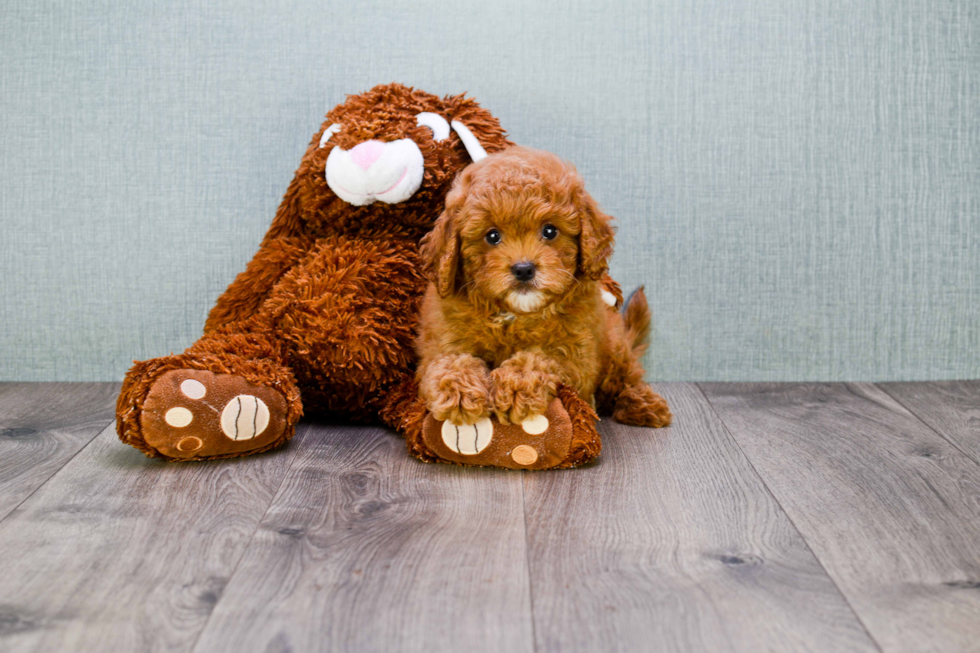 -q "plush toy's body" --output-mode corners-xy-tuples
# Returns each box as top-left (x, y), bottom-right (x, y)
(117, 84), (513, 460)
